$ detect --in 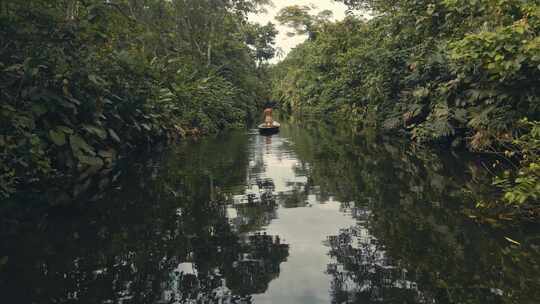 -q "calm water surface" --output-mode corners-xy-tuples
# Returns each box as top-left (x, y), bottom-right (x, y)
(1, 120), (539, 304)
